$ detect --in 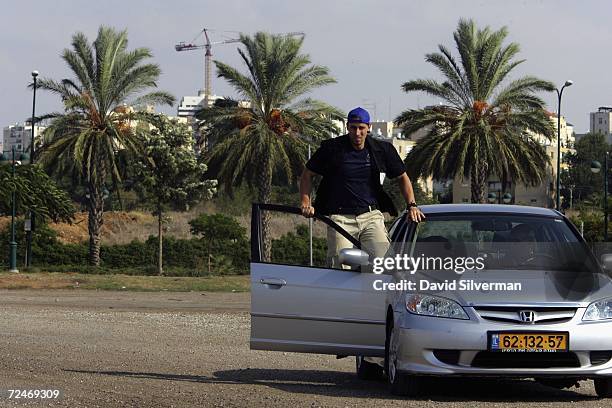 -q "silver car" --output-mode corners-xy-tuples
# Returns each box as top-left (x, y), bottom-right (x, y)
(250, 204), (612, 398)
